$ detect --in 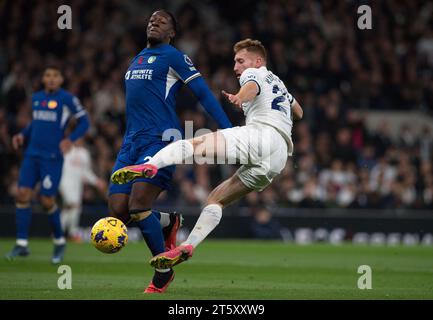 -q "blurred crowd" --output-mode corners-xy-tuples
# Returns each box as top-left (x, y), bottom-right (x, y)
(0, 0), (432, 210)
